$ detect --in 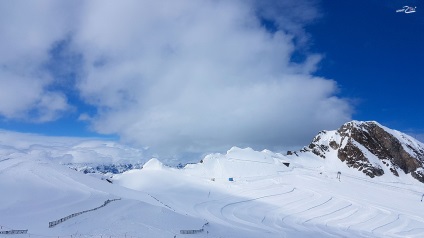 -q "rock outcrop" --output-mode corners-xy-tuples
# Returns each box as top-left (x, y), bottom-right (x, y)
(295, 121), (424, 183)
